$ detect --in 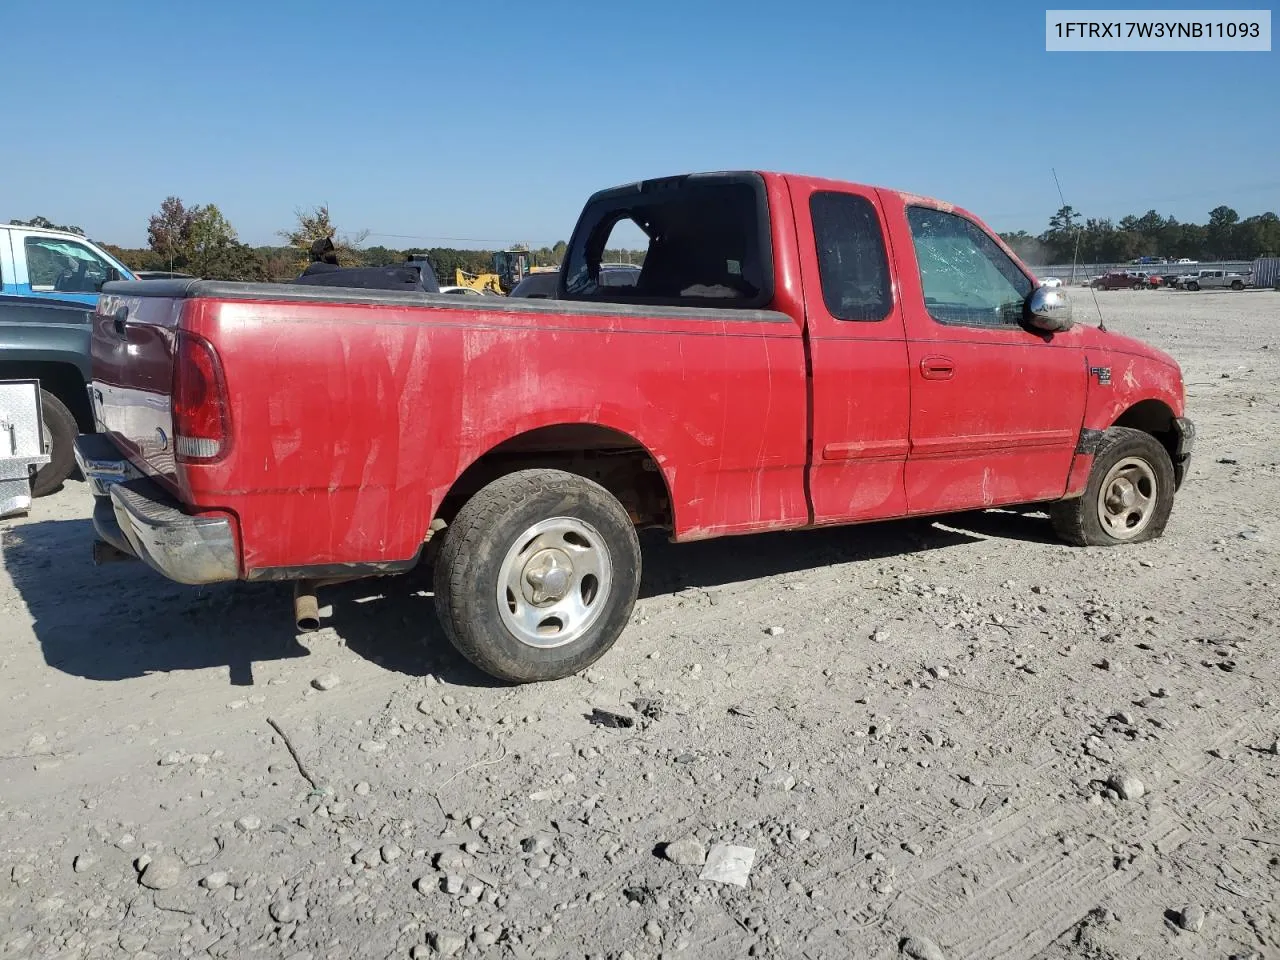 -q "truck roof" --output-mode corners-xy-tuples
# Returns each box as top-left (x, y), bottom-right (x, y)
(585, 170), (963, 215)
(1, 223), (93, 241)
